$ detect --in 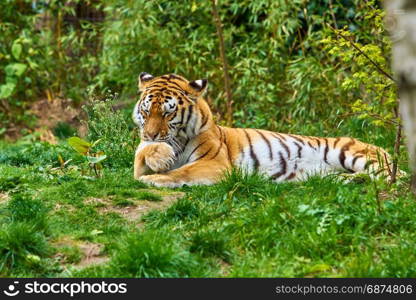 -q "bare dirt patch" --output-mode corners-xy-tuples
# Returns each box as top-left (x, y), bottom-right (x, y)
(93, 189), (185, 223)
(218, 259), (232, 277)
(0, 193), (9, 204)
(53, 237), (109, 268)
(75, 242), (109, 268)
(31, 98), (84, 132)
(53, 203), (77, 213)
(3, 98), (86, 141)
